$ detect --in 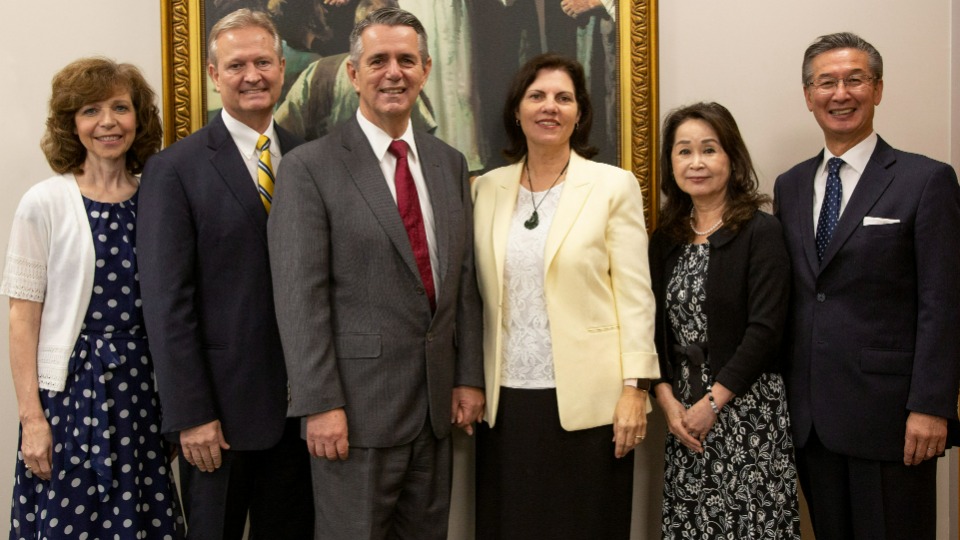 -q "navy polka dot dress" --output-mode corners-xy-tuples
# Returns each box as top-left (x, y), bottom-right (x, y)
(9, 192), (185, 539)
